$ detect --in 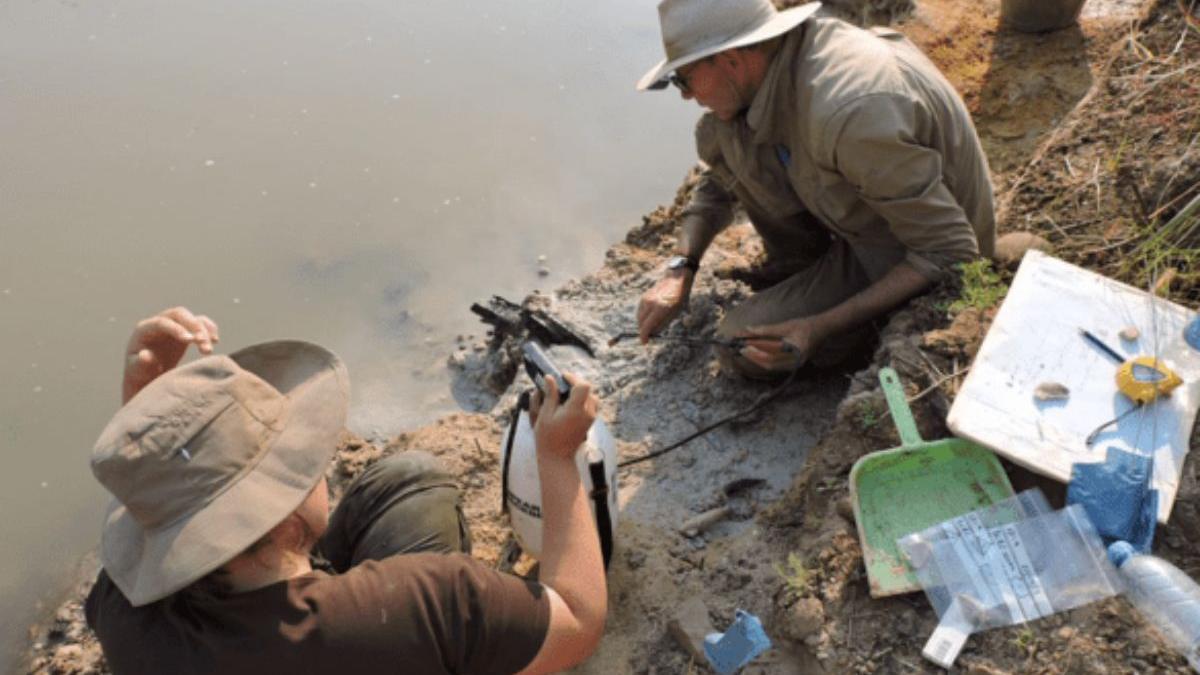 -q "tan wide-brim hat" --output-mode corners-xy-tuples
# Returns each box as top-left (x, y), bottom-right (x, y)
(637, 0), (822, 91)
(91, 340), (350, 607)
